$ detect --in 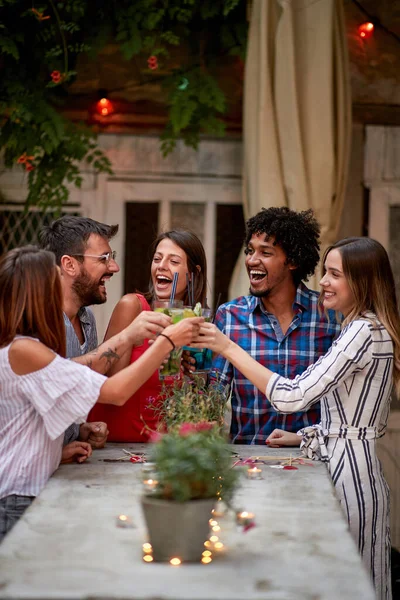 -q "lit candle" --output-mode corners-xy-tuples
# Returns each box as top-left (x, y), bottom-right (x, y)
(116, 514), (133, 528)
(143, 478), (159, 493)
(236, 510), (255, 526)
(247, 466), (262, 480)
(143, 554), (153, 562)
